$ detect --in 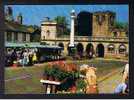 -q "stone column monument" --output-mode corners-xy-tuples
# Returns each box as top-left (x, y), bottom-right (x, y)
(69, 10), (76, 47)
(68, 10), (76, 56)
